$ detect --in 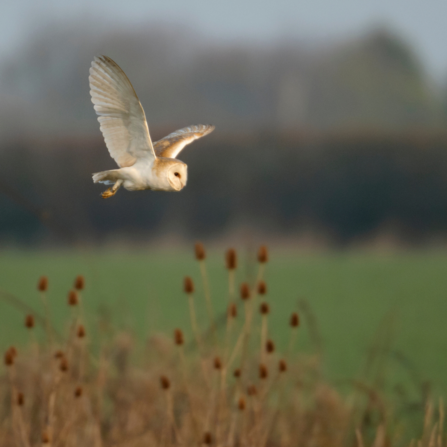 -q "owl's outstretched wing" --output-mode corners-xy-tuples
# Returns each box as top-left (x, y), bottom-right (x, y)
(154, 124), (215, 159)
(89, 56), (156, 168)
